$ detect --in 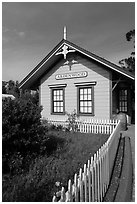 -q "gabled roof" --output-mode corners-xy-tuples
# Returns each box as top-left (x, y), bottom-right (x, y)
(19, 39), (135, 90)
